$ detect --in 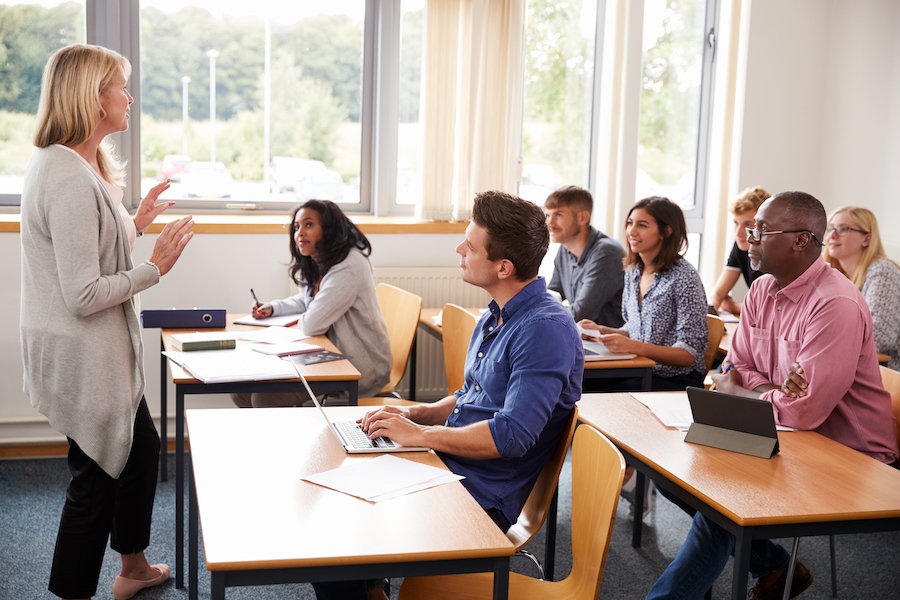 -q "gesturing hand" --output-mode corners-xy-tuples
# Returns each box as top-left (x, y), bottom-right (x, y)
(149, 216), (194, 276)
(134, 180), (175, 234)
